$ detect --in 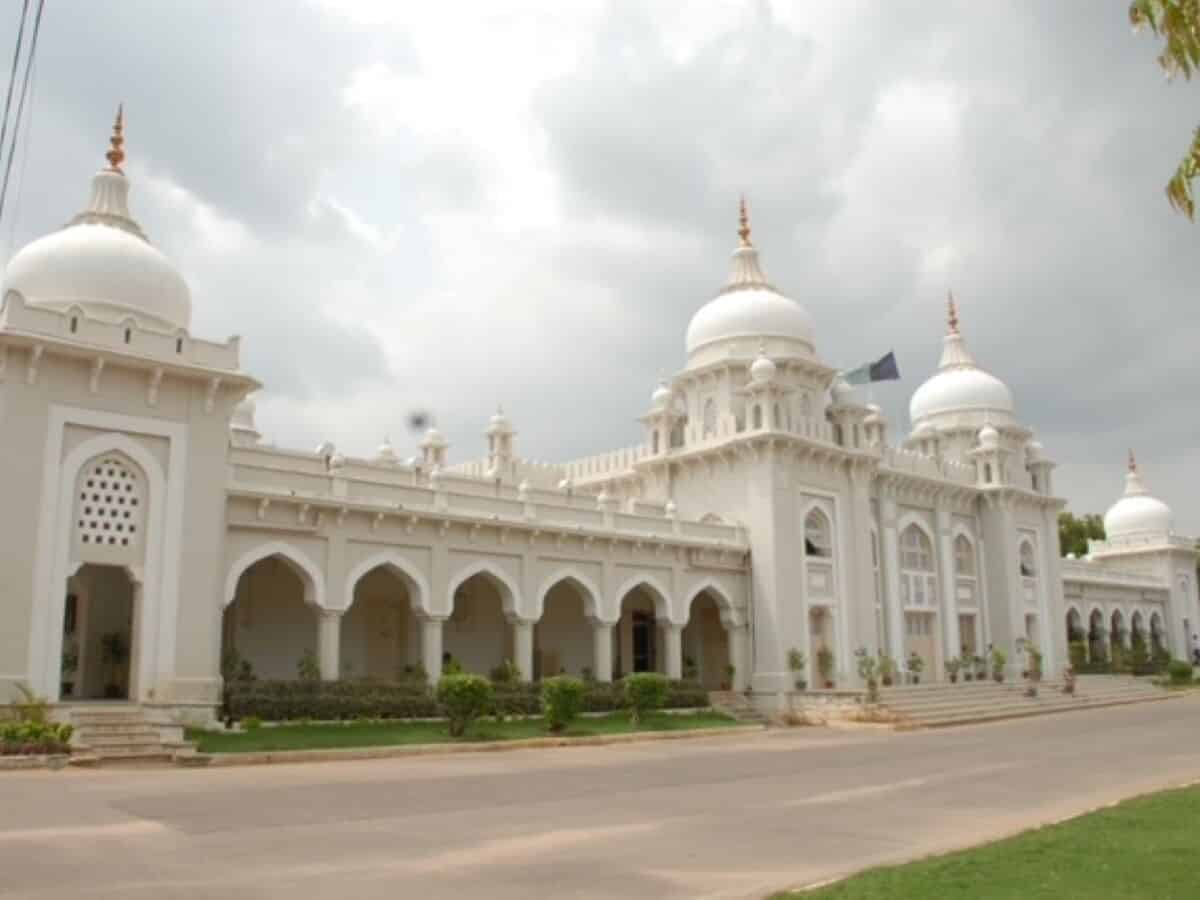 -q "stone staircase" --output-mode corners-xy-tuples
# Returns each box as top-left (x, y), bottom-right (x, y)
(880, 675), (1174, 730)
(708, 691), (769, 725)
(66, 704), (189, 763)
